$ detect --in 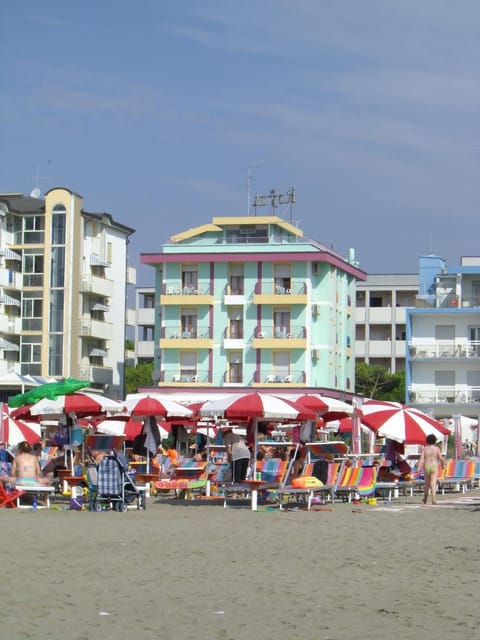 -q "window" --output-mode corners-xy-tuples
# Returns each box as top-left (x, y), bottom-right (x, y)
(22, 293), (43, 331)
(273, 352), (290, 380)
(274, 310), (290, 337)
(21, 337), (42, 376)
(48, 334), (63, 376)
(181, 265), (198, 292)
(142, 293), (155, 308)
(229, 264), (244, 294)
(228, 352), (243, 383)
(49, 290), (64, 332)
(180, 352), (196, 380)
(23, 252), (44, 287)
(274, 264), (291, 293)
(228, 308), (243, 339)
(23, 215), (45, 244)
(51, 206), (66, 244)
(181, 310), (197, 338)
